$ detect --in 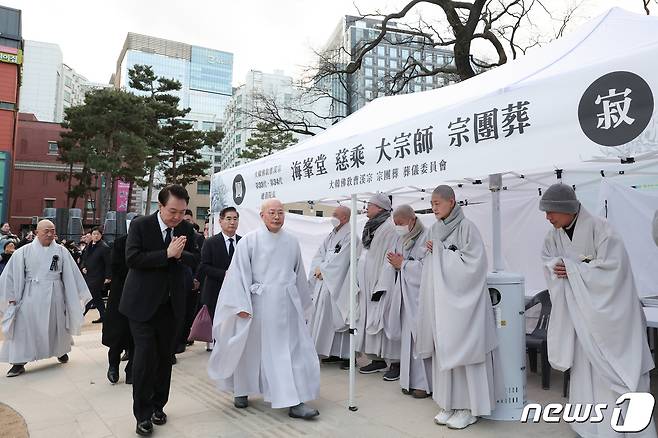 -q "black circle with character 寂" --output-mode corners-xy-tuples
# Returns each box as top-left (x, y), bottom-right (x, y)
(578, 71), (653, 147)
(232, 174), (245, 205)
